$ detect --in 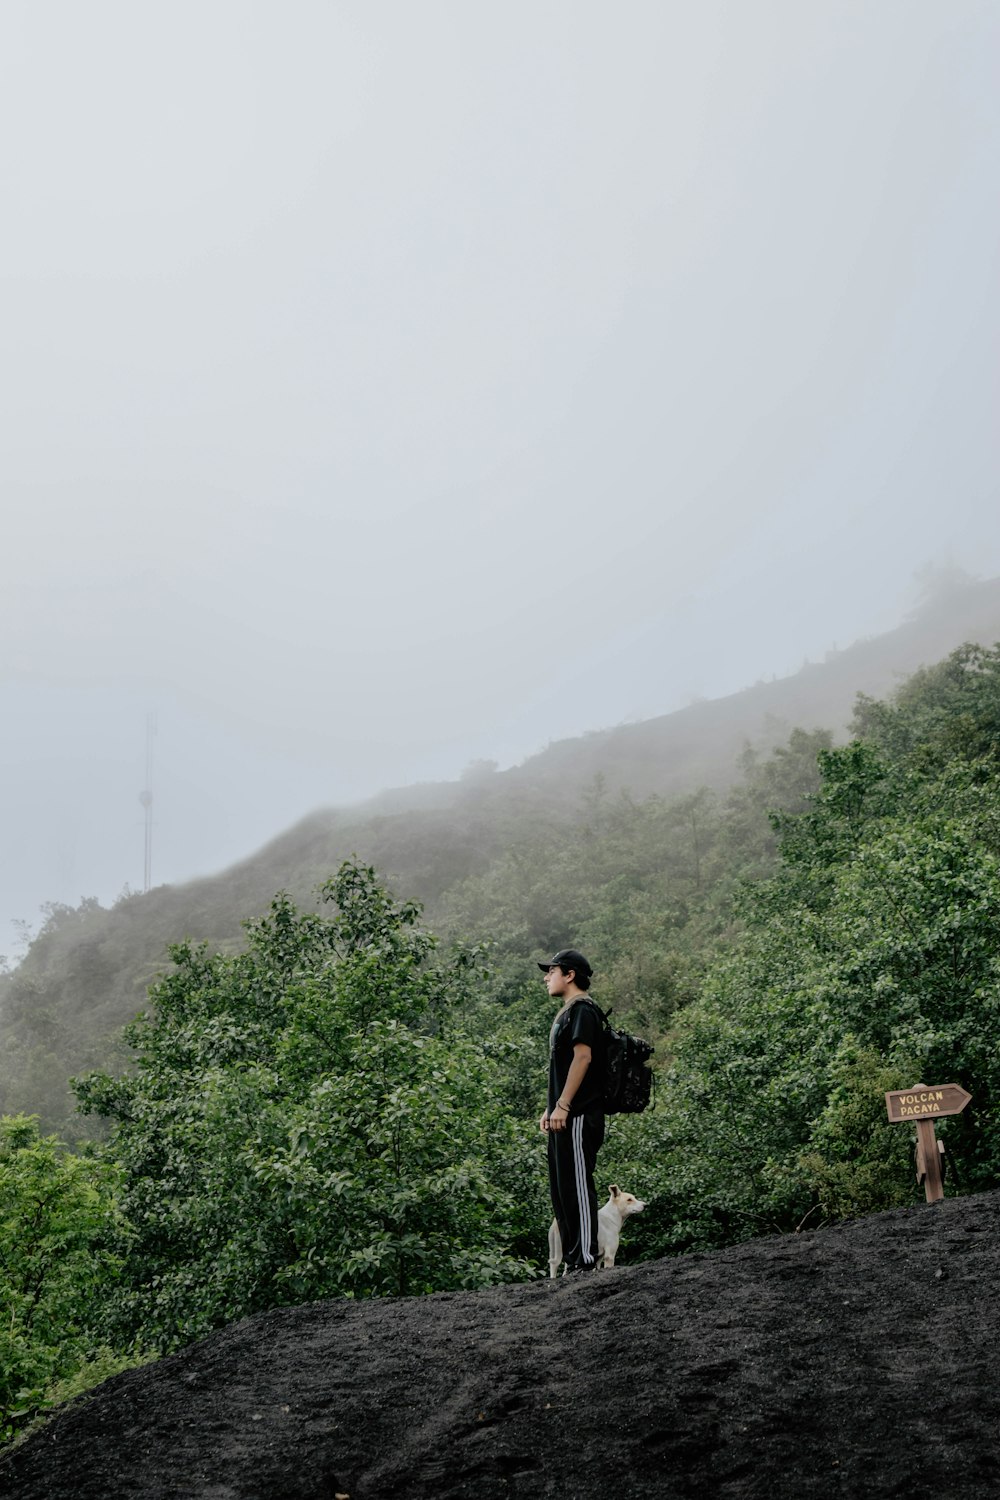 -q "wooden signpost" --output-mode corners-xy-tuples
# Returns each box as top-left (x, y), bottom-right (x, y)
(884, 1083), (972, 1203)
